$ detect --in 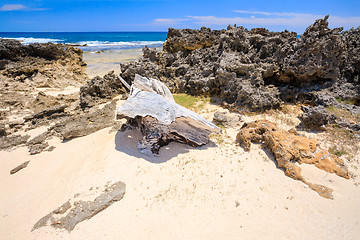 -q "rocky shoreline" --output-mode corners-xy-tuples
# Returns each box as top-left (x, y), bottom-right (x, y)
(0, 16), (358, 168)
(1, 16), (360, 239)
(121, 16), (359, 114)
